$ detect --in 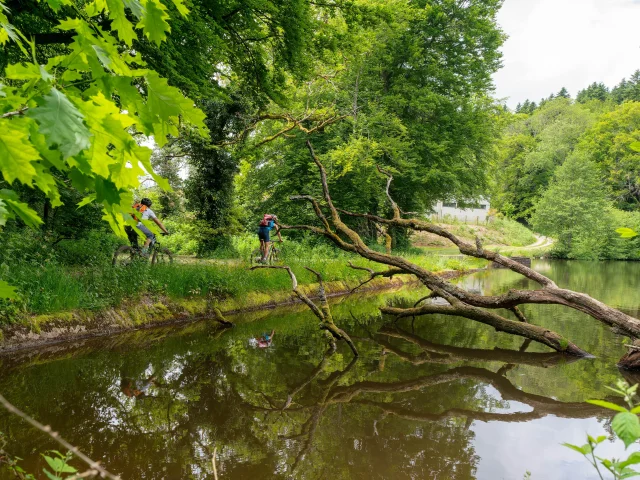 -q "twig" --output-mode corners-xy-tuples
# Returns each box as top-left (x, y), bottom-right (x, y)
(0, 393), (120, 479)
(1, 107), (28, 118)
(212, 446), (218, 480)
